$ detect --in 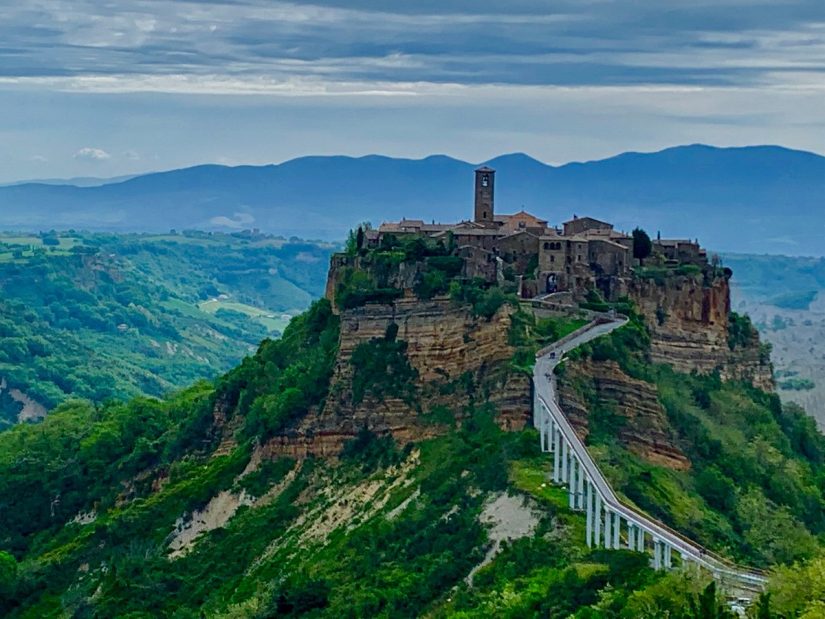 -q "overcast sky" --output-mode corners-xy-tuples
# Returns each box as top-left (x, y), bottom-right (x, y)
(1, 0), (823, 182)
